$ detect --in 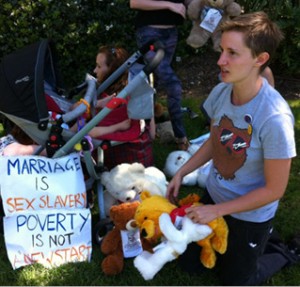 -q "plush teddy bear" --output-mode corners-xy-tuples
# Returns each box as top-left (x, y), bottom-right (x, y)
(101, 163), (168, 216)
(154, 102), (175, 144)
(186, 0), (242, 51)
(164, 134), (212, 187)
(156, 121), (175, 144)
(154, 102), (170, 123)
(134, 212), (212, 280)
(164, 148), (199, 186)
(132, 192), (228, 270)
(164, 148), (212, 187)
(100, 201), (153, 276)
